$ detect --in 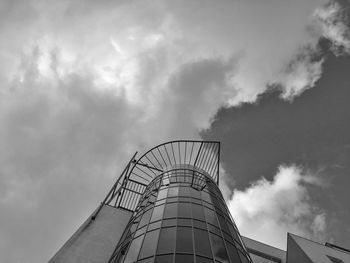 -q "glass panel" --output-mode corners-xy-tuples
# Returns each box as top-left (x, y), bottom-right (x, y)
(196, 256), (214, 263)
(178, 202), (191, 218)
(124, 235), (144, 263)
(209, 233), (229, 263)
(228, 224), (240, 242)
(162, 176), (170, 186)
(217, 214), (230, 234)
(179, 186), (190, 197)
(226, 242), (241, 263)
(162, 218), (177, 227)
(168, 186), (179, 197)
(156, 199), (166, 206)
(131, 222), (139, 233)
(176, 227), (193, 253)
(151, 205), (165, 222)
(207, 224), (221, 236)
(157, 227), (176, 254)
(190, 188), (201, 199)
(139, 208), (153, 228)
(175, 254), (194, 263)
(223, 232), (234, 244)
(193, 220), (207, 230)
(238, 251), (250, 263)
(155, 254), (173, 263)
(170, 174), (178, 183)
(138, 229), (160, 260)
(148, 193), (157, 204)
(191, 198), (202, 205)
(157, 188), (168, 200)
(148, 221), (162, 231)
(201, 191), (212, 204)
(178, 197), (191, 203)
(177, 218), (192, 227)
(193, 228), (212, 258)
(135, 225), (147, 238)
(164, 203), (178, 219)
(191, 203), (205, 221)
(204, 207), (219, 226)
